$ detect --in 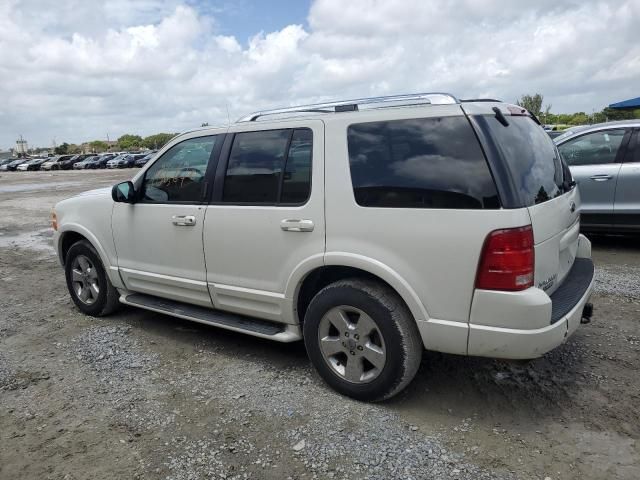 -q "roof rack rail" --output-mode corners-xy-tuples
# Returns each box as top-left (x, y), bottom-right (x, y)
(460, 98), (502, 103)
(237, 92), (459, 122)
